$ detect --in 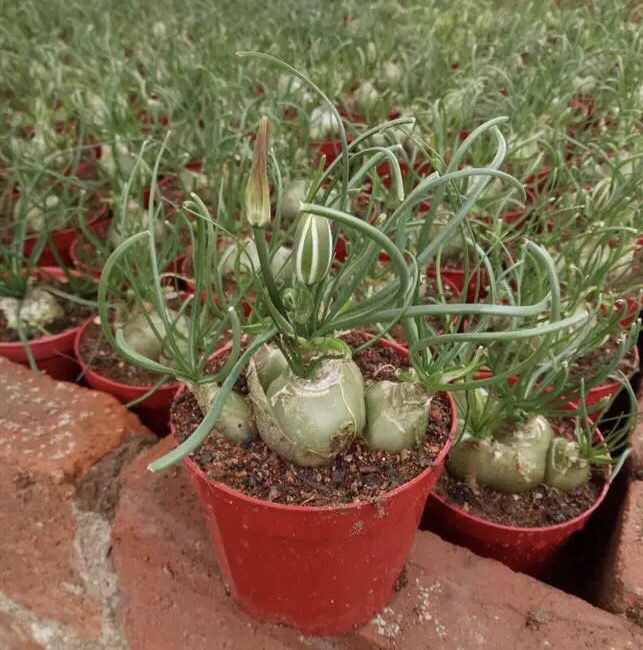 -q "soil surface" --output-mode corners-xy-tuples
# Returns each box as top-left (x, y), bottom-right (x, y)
(78, 317), (176, 386)
(0, 273), (94, 342)
(435, 419), (608, 527)
(172, 331), (453, 506)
